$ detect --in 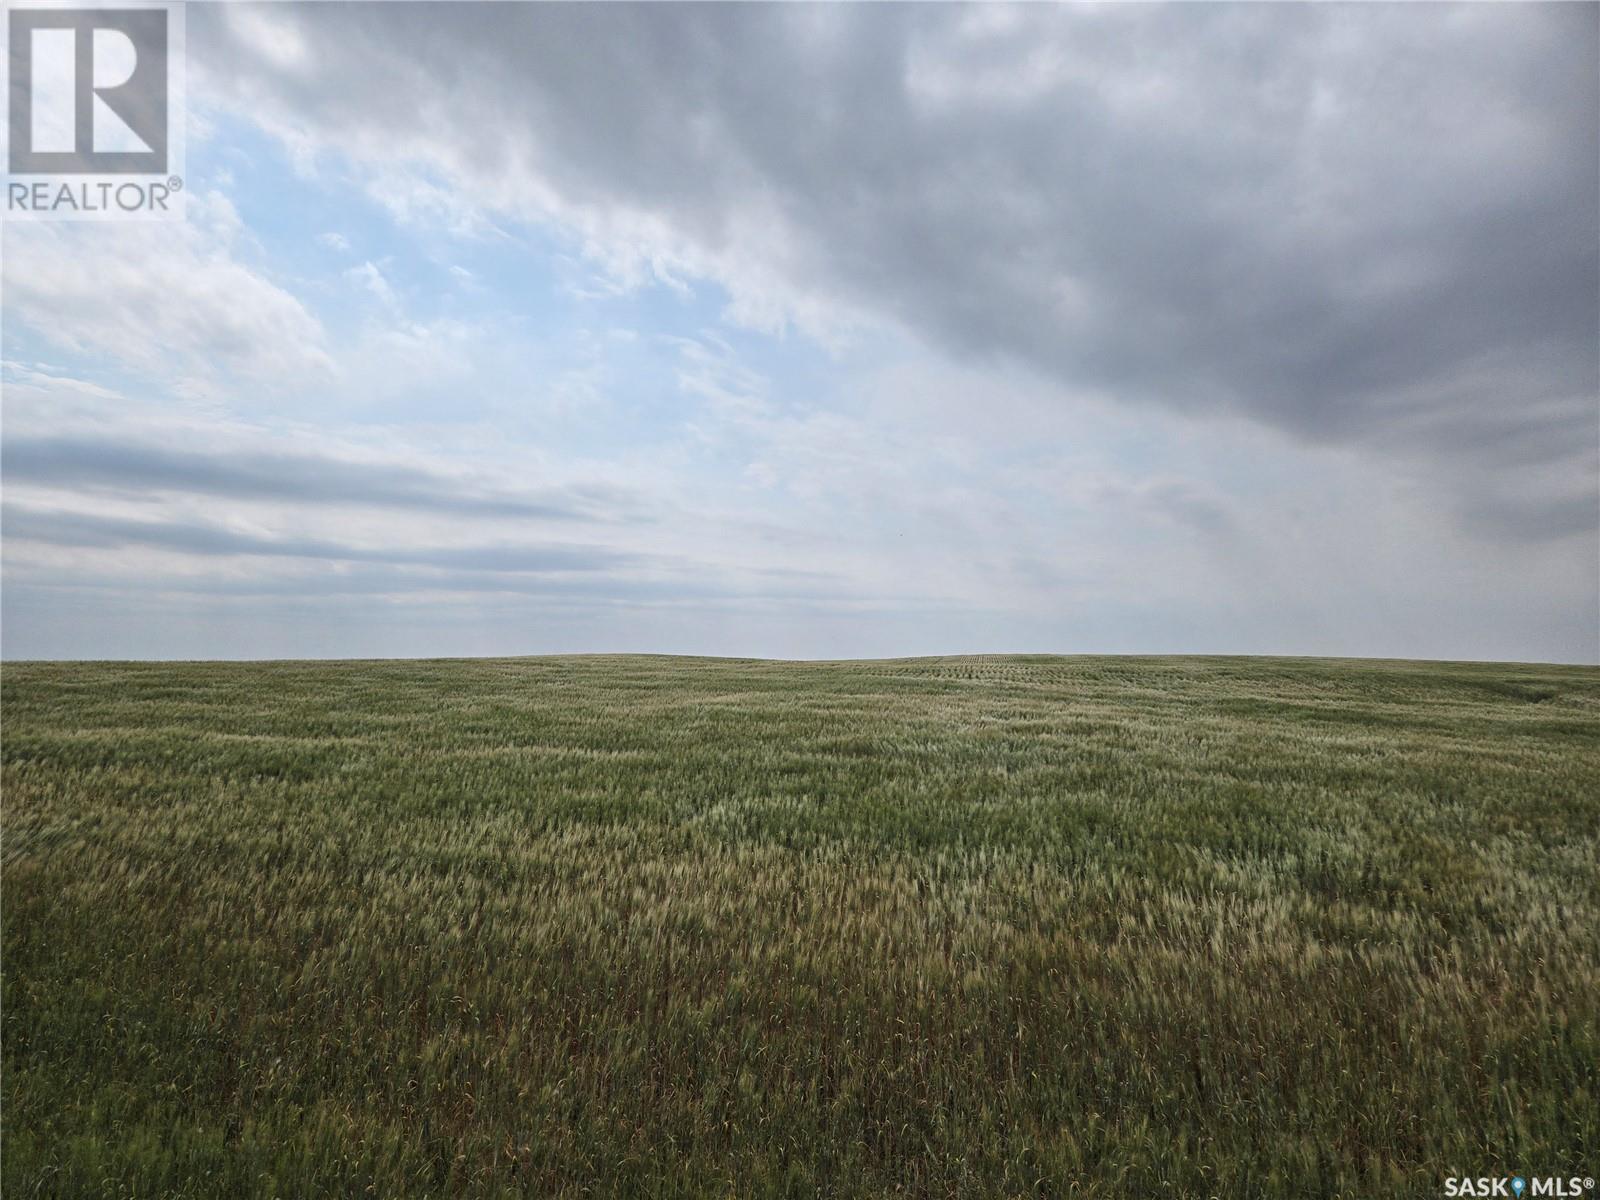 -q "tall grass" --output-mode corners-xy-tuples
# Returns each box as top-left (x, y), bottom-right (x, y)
(4, 655), (1597, 1197)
